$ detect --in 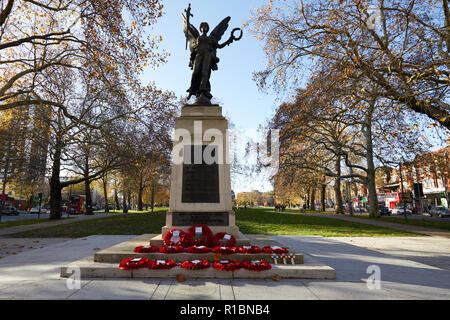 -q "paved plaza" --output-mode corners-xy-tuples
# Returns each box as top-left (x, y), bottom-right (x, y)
(0, 234), (449, 300)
